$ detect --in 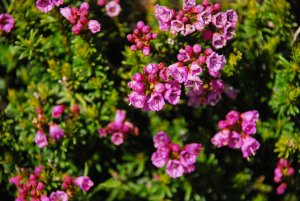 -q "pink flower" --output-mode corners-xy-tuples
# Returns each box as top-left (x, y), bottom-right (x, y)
(197, 10), (212, 26)
(97, 0), (107, 6)
(62, 176), (73, 189)
(274, 167), (283, 183)
(151, 147), (170, 168)
(74, 176), (94, 192)
(128, 80), (145, 93)
(147, 93), (166, 111)
(212, 33), (227, 49)
(153, 131), (170, 148)
(164, 81), (181, 105)
(49, 123), (64, 141)
(166, 160), (184, 178)
(218, 120), (229, 129)
(35, 130), (48, 148)
(211, 129), (230, 147)
(227, 131), (242, 149)
(88, 20), (101, 33)
(60, 7), (74, 23)
(212, 12), (227, 29)
(105, 1), (121, 17)
(184, 143), (202, 155)
(169, 63), (188, 83)
(181, 24), (196, 36)
(40, 195), (50, 201)
(223, 24), (236, 40)
(80, 2), (90, 12)
(180, 150), (197, 166)
(49, 190), (68, 201)
(36, 0), (54, 13)
(183, 164), (195, 173)
(225, 110), (240, 125)
(276, 183), (287, 195)
(128, 92), (146, 109)
(145, 63), (159, 75)
(154, 5), (175, 31)
(52, 0), (64, 6)
(113, 110), (126, 130)
(226, 9), (238, 25)
(241, 122), (257, 135)
(170, 20), (185, 34)
(183, 0), (196, 10)
(111, 132), (124, 146)
(9, 175), (22, 187)
(72, 22), (84, 35)
(240, 110), (259, 123)
(206, 52), (226, 77)
(51, 105), (65, 119)
(0, 13), (15, 33)
(34, 165), (43, 176)
(241, 135), (260, 158)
